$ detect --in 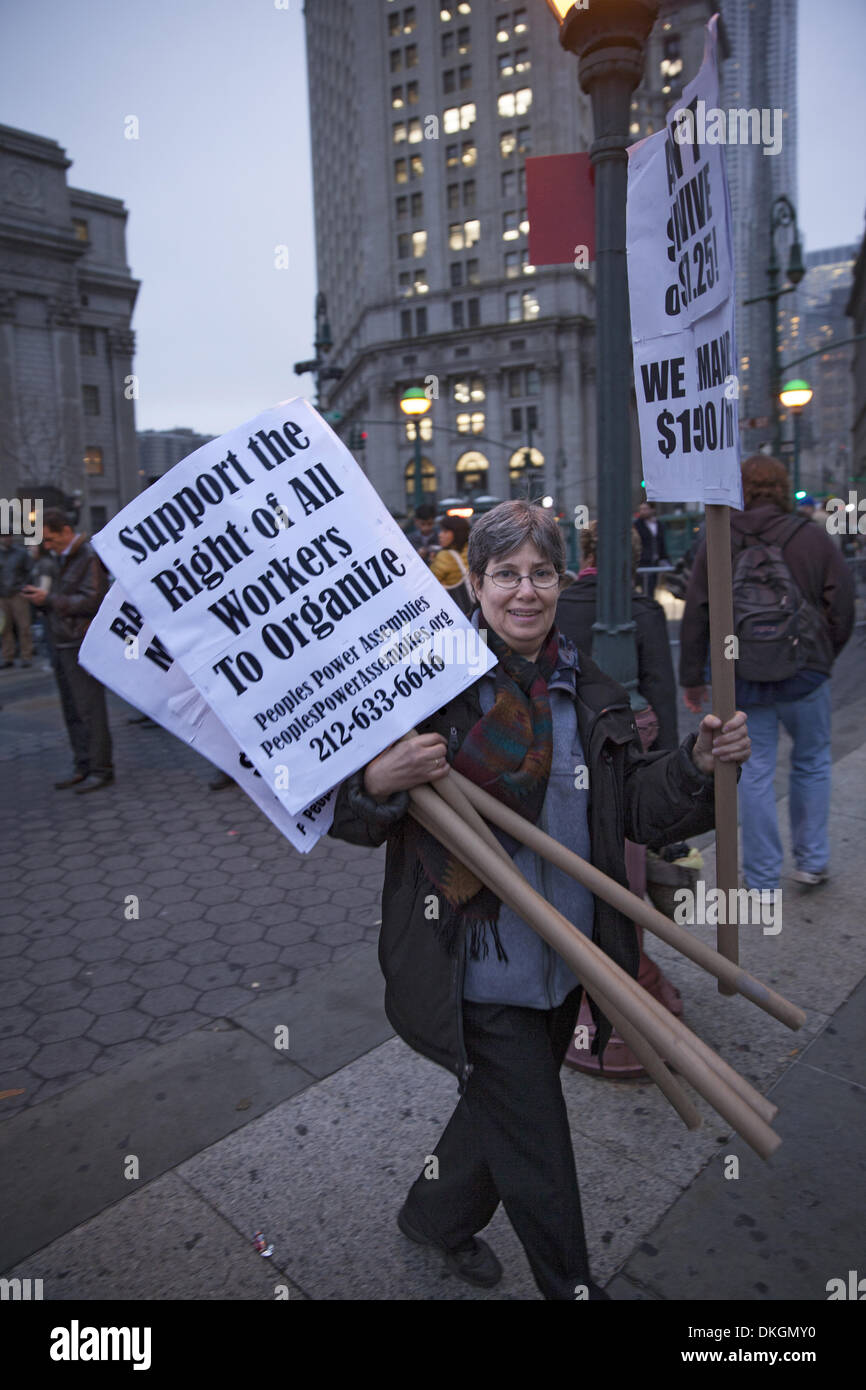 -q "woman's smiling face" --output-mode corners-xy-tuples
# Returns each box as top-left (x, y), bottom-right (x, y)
(471, 540), (559, 659)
